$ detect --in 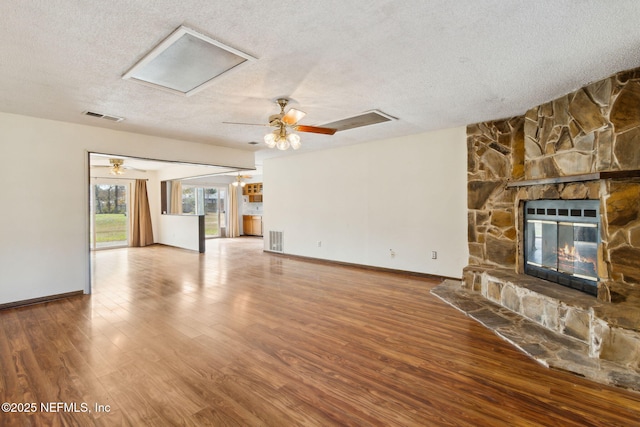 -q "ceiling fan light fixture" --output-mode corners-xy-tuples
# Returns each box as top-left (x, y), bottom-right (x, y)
(287, 133), (301, 150)
(276, 138), (290, 151)
(264, 132), (277, 148)
(282, 107), (306, 125)
(228, 98), (334, 151)
(109, 159), (125, 175)
(233, 174), (248, 187)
